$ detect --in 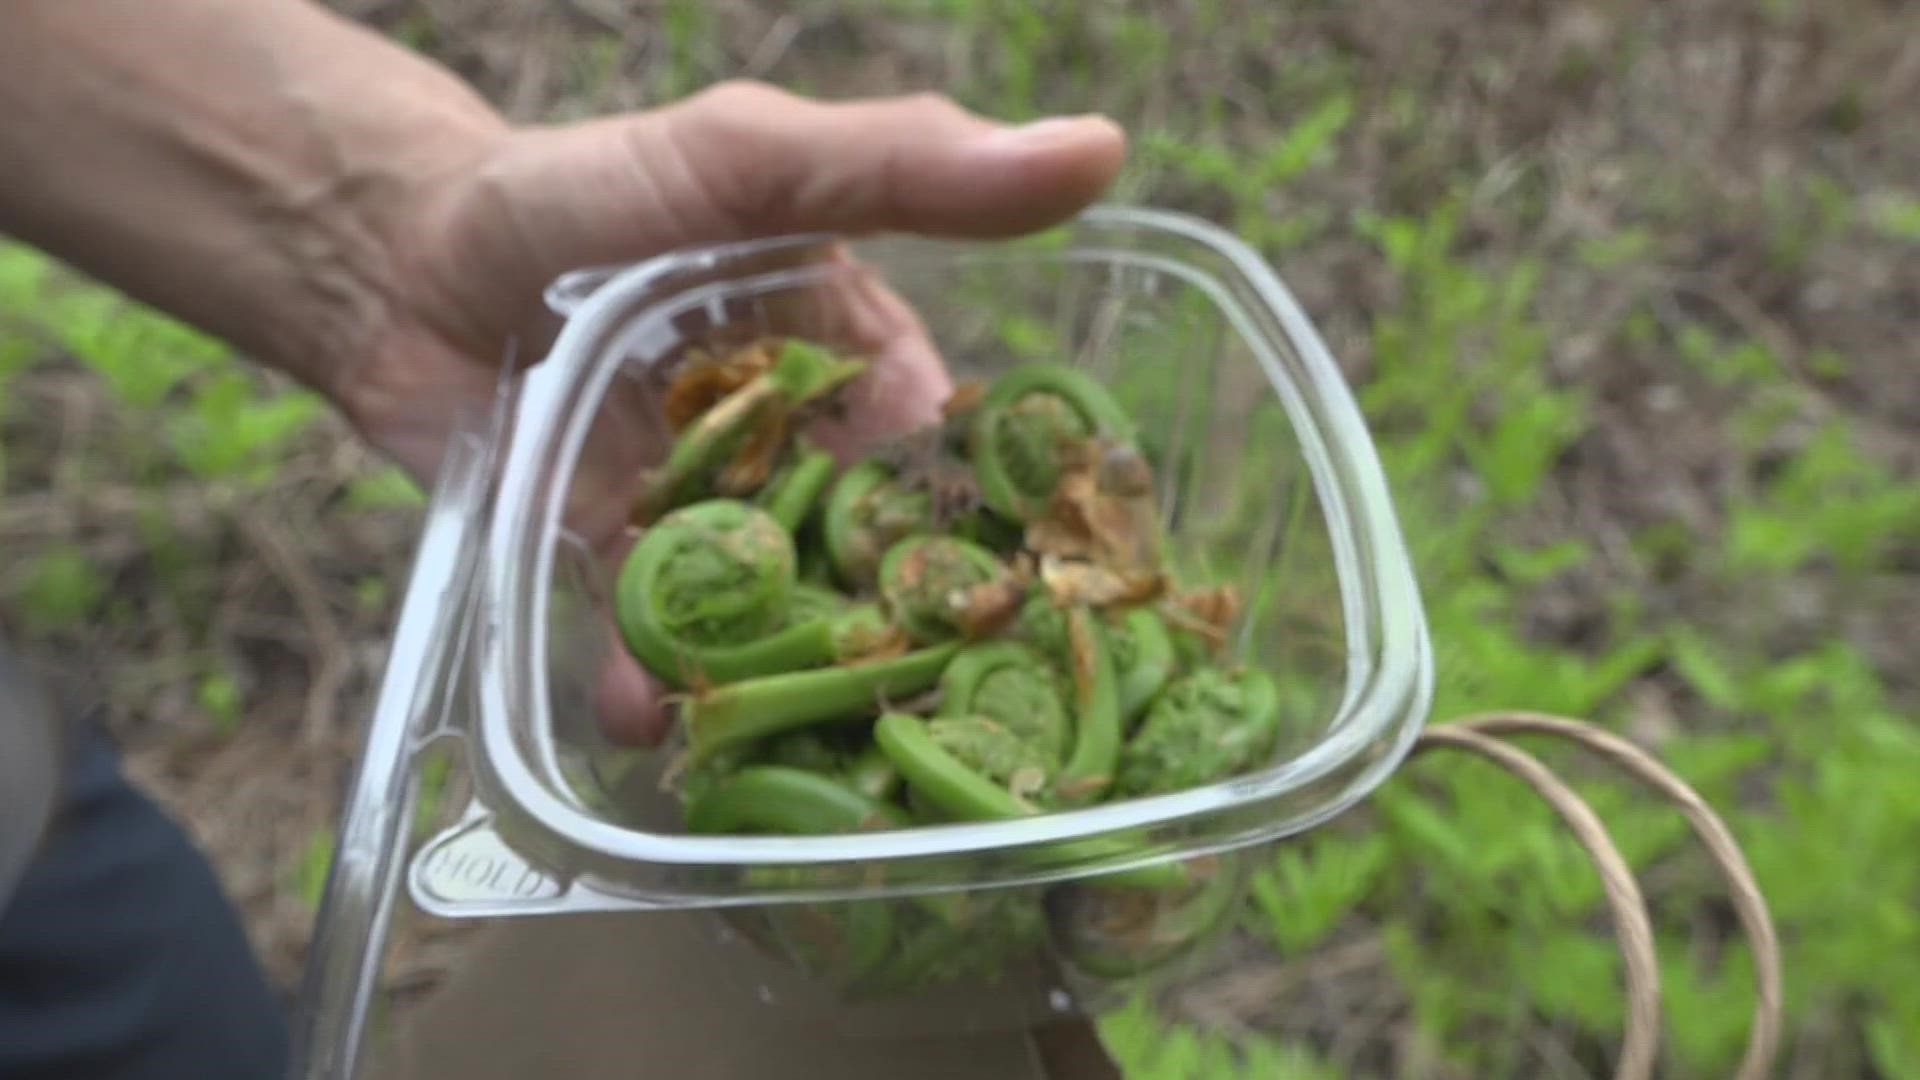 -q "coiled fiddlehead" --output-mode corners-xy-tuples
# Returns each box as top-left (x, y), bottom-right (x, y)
(877, 535), (1020, 644)
(937, 641), (1072, 765)
(872, 711), (1183, 891)
(1012, 596), (1171, 729)
(970, 363), (1135, 521)
(925, 716), (1057, 803)
(614, 500), (895, 689)
(613, 499), (793, 687)
(822, 460), (936, 590)
(1114, 666), (1283, 797)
